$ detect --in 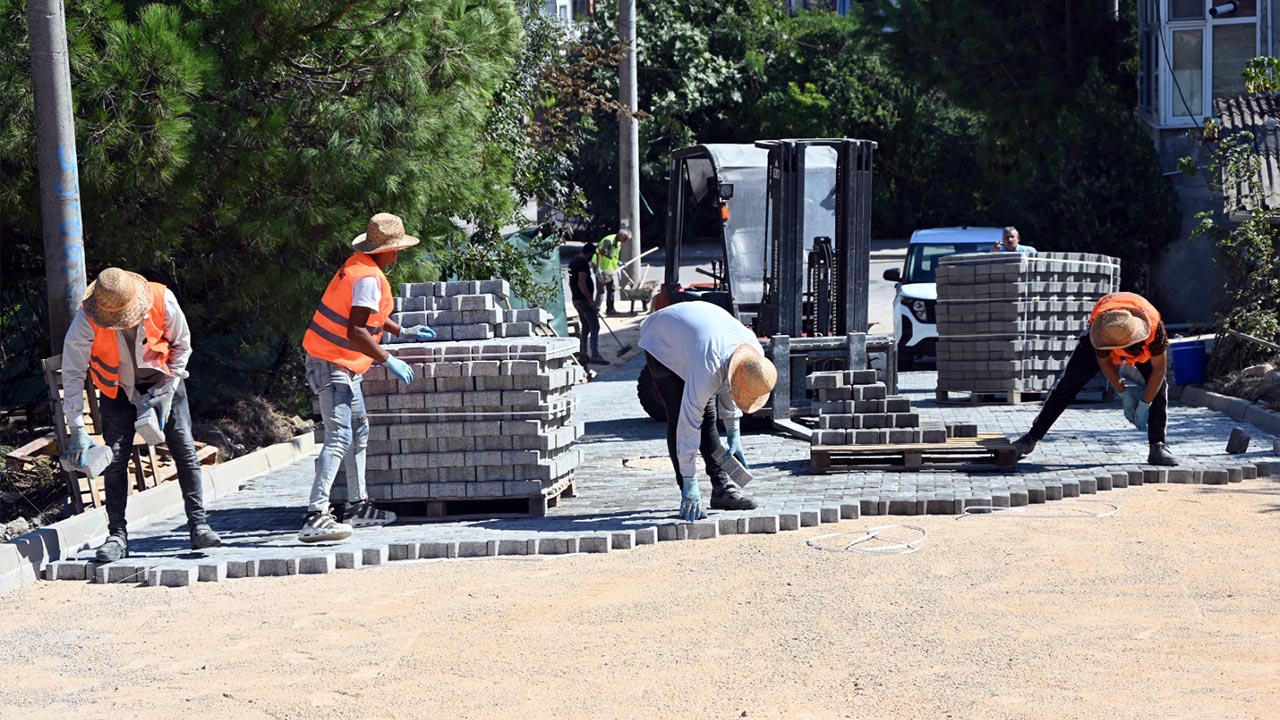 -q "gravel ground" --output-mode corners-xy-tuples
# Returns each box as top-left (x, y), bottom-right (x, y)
(2, 481), (1279, 719)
